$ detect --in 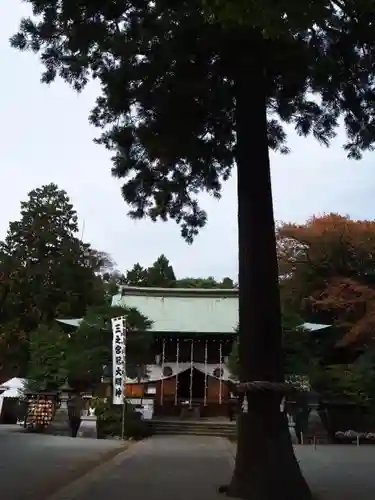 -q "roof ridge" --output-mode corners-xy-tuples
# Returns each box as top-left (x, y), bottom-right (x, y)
(119, 286), (238, 297)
